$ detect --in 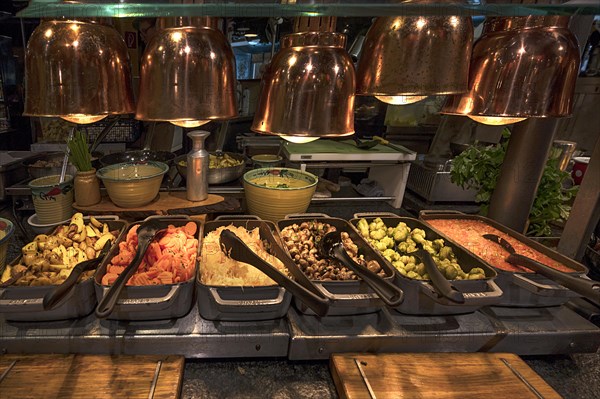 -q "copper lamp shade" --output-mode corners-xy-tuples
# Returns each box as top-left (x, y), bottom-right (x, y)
(442, 16), (580, 125)
(252, 31), (356, 140)
(24, 20), (135, 124)
(135, 18), (238, 125)
(356, 13), (473, 105)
